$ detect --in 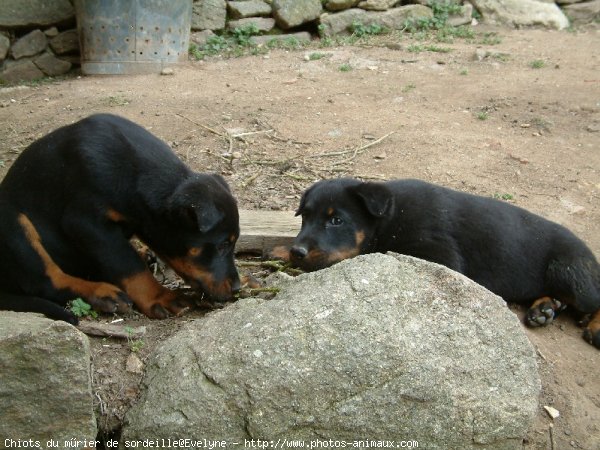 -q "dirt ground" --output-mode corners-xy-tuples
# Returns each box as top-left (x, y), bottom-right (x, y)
(1, 24), (599, 449)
